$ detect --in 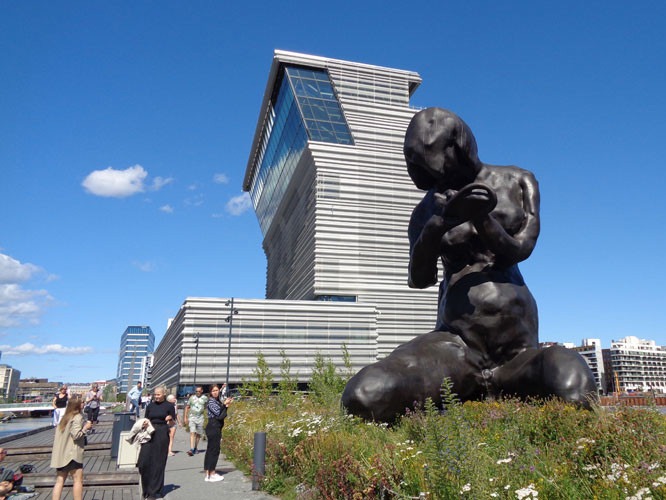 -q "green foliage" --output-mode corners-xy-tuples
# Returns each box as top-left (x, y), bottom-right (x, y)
(102, 383), (116, 402)
(223, 392), (666, 499)
(341, 343), (354, 383)
(244, 352), (274, 401)
(308, 352), (346, 405)
(223, 355), (666, 499)
(277, 349), (298, 406)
